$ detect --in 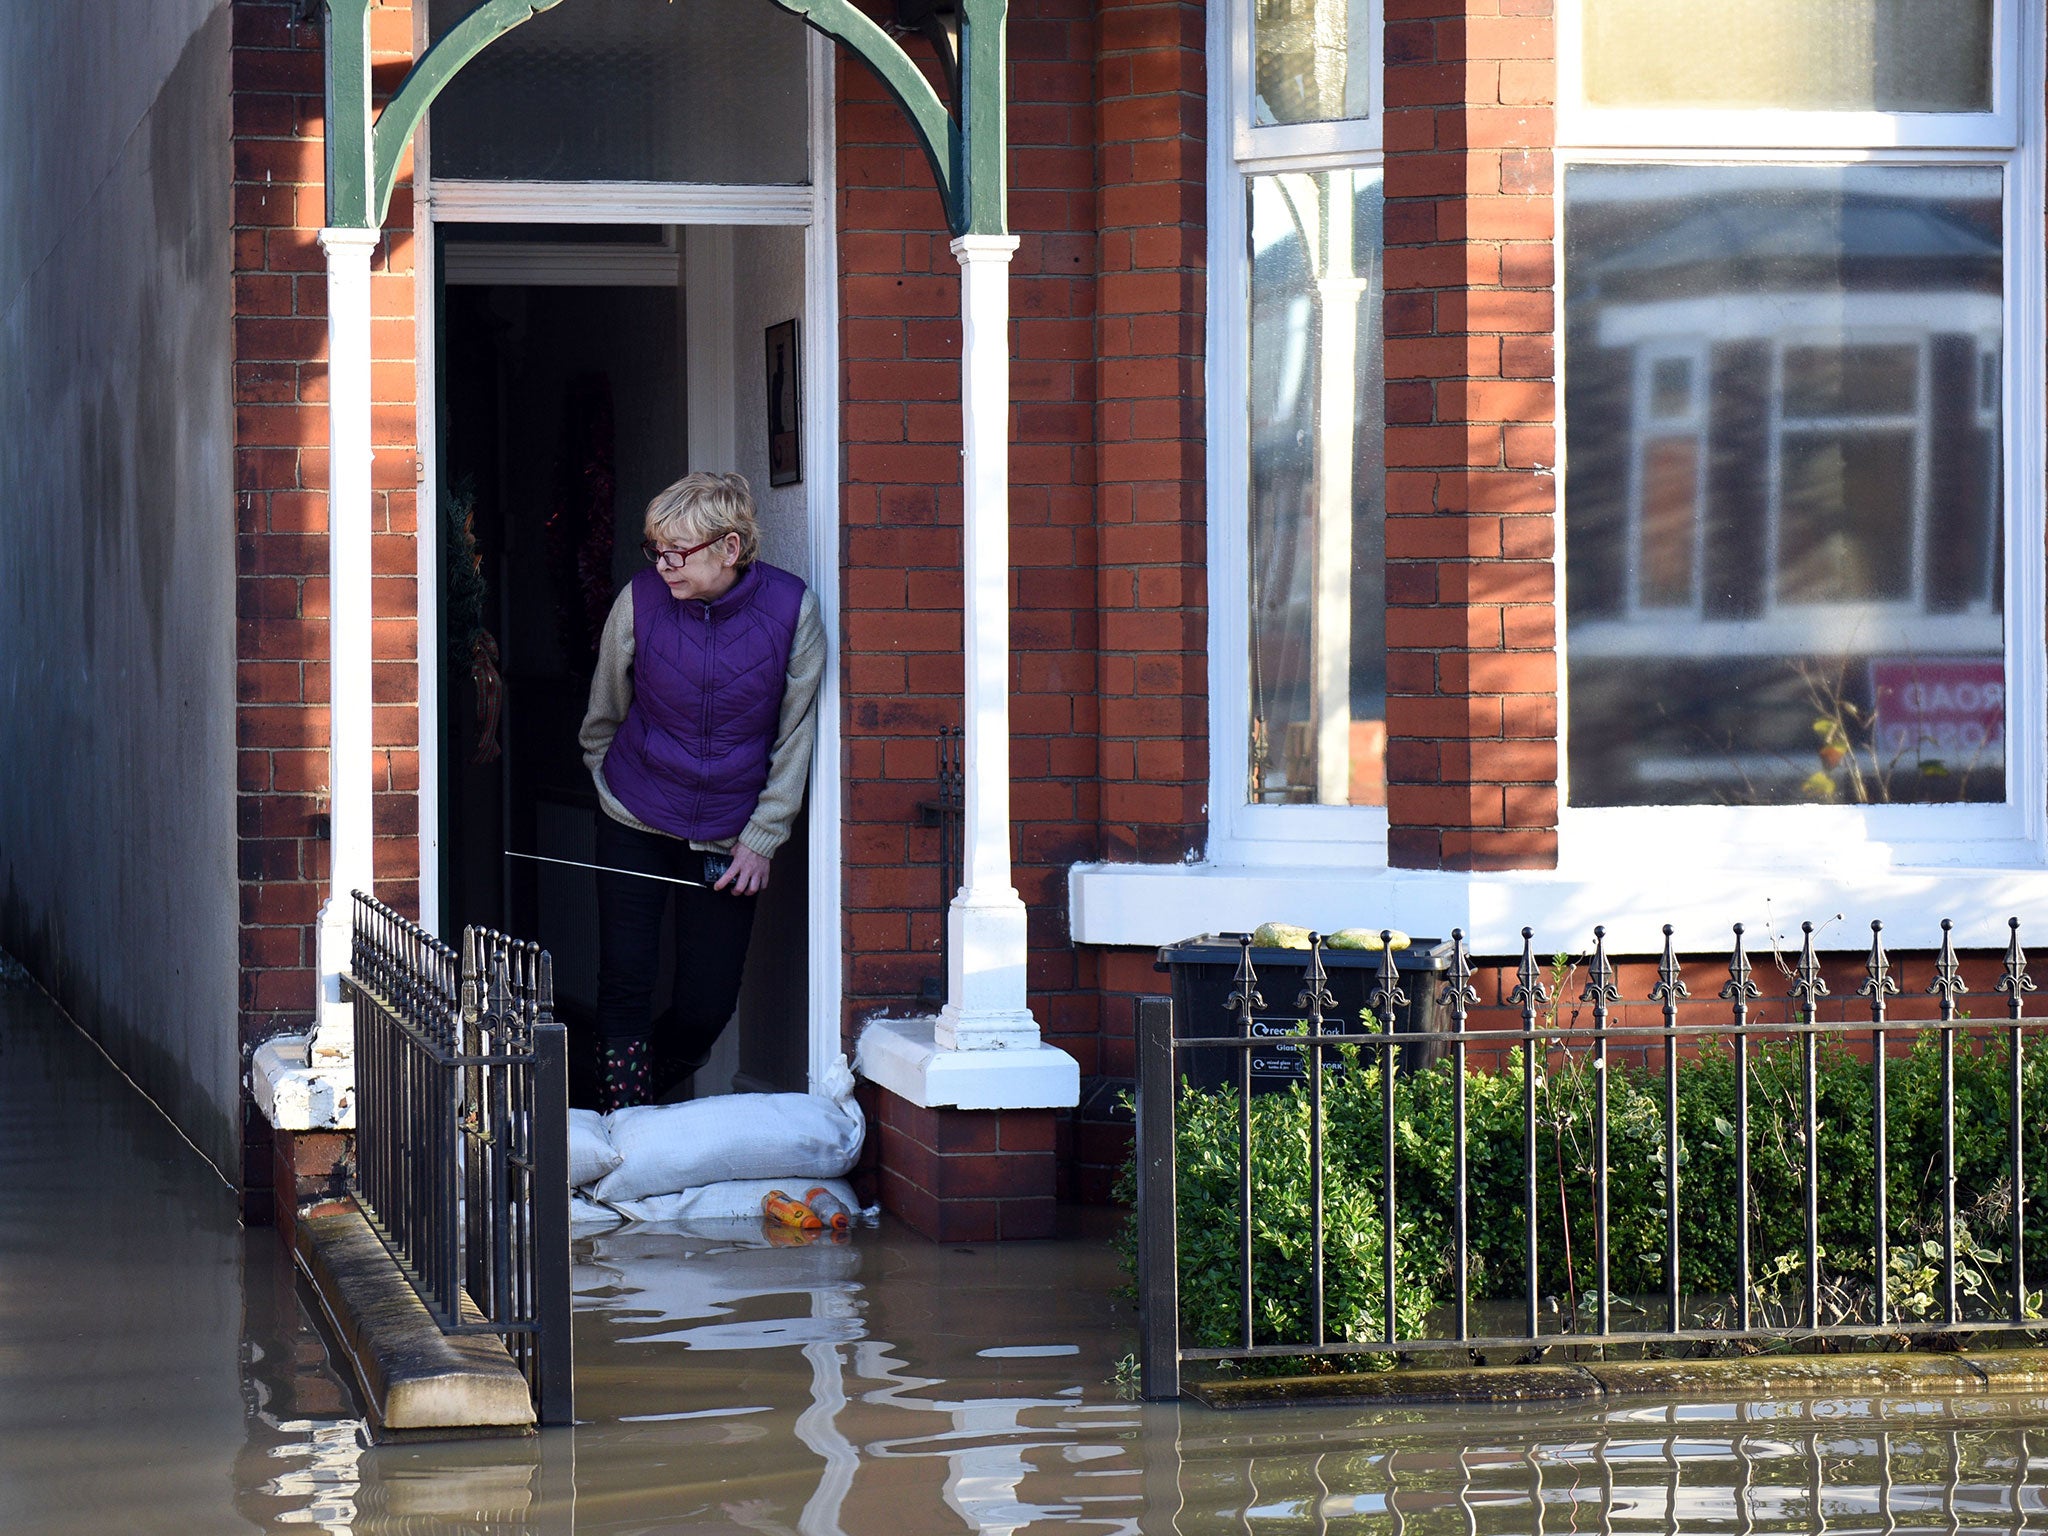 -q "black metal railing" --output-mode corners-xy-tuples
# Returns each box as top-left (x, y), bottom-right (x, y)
(1136, 918), (2048, 1400)
(918, 724), (964, 1008)
(346, 891), (573, 1424)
